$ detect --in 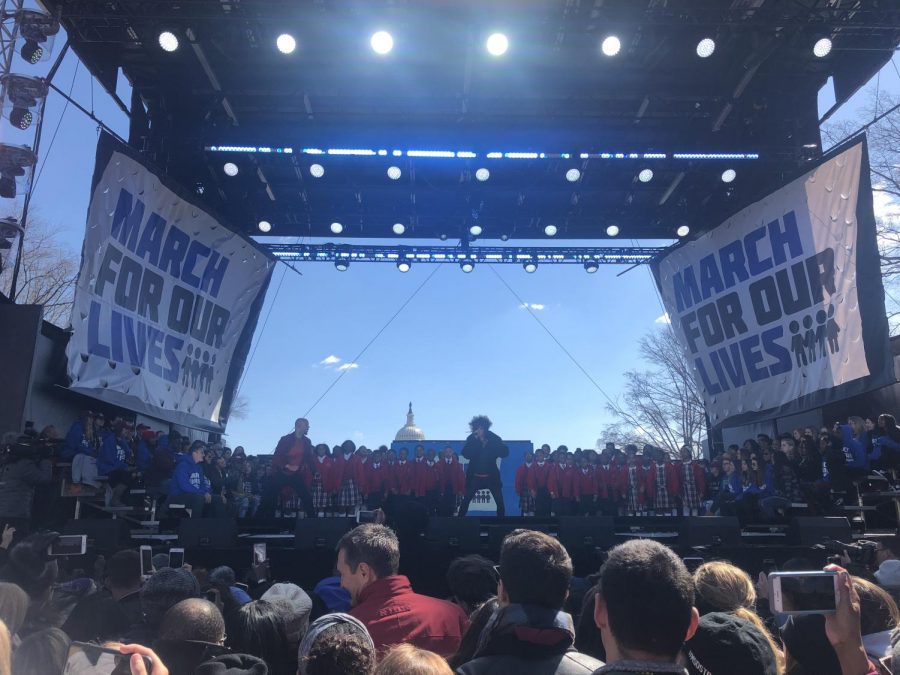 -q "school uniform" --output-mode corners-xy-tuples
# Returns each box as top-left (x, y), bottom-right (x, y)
(573, 466), (598, 515)
(529, 460), (553, 517)
(515, 462), (535, 515)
